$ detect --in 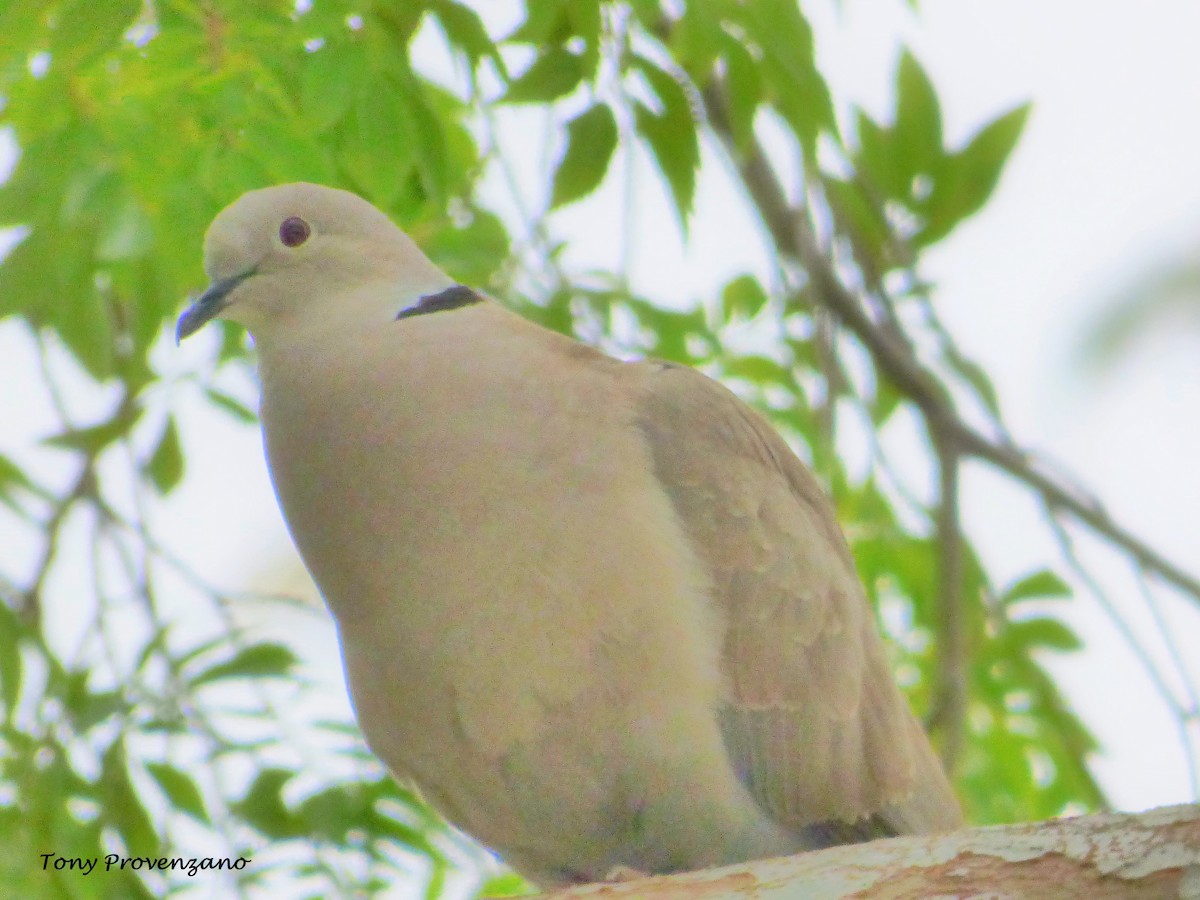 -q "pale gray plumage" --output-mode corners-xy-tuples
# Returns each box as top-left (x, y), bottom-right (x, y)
(178, 183), (962, 887)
